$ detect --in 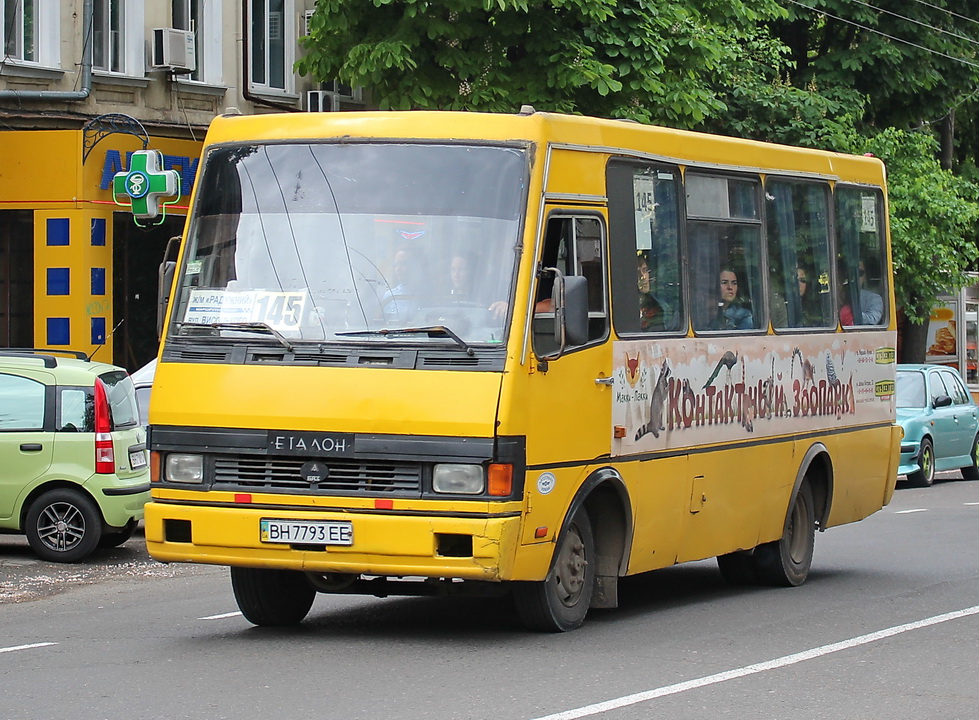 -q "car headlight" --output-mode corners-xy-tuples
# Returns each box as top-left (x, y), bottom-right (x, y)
(433, 463), (484, 494)
(165, 453), (204, 483)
